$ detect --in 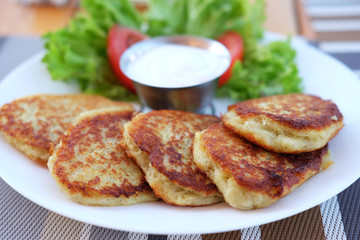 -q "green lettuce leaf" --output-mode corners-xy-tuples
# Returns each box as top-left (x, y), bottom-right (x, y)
(217, 40), (303, 100)
(144, 0), (264, 40)
(42, 0), (142, 100)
